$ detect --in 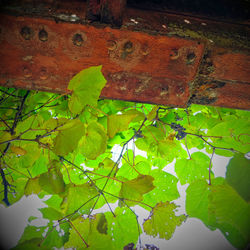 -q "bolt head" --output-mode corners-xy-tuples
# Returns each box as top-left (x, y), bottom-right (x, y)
(107, 40), (117, 51)
(123, 41), (133, 53)
(72, 33), (84, 46)
(20, 26), (32, 40)
(23, 67), (32, 78)
(40, 68), (48, 80)
(39, 29), (48, 42)
(141, 45), (149, 55)
(186, 52), (196, 64)
(170, 49), (179, 60)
